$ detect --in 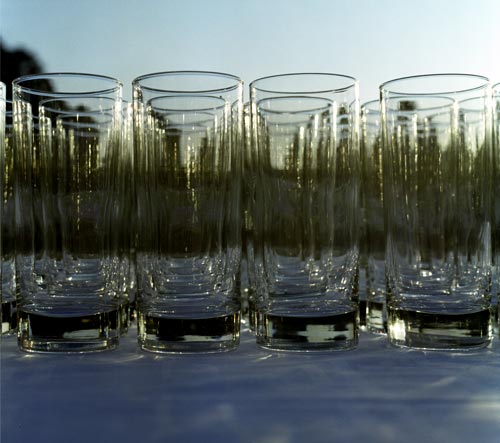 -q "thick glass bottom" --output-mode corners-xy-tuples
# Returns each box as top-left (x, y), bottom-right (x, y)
(256, 310), (358, 352)
(247, 291), (258, 334)
(119, 299), (130, 336)
(358, 299), (367, 330)
(367, 300), (387, 334)
(137, 312), (240, 353)
(492, 303), (498, 335)
(18, 309), (120, 353)
(1, 299), (17, 335)
(387, 307), (493, 350)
